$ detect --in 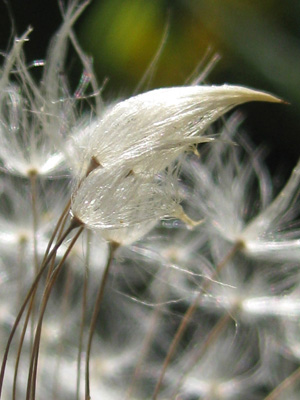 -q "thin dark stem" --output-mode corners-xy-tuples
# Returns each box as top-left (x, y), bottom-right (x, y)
(45, 201), (72, 283)
(152, 241), (243, 399)
(26, 226), (84, 400)
(85, 241), (119, 400)
(12, 292), (37, 400)
(52, 266), (74, 400)
(11, 201), (71, 400)
(0, 217), (79, 399)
